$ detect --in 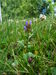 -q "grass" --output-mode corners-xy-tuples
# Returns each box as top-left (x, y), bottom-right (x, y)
(0, 16), (56, 75)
